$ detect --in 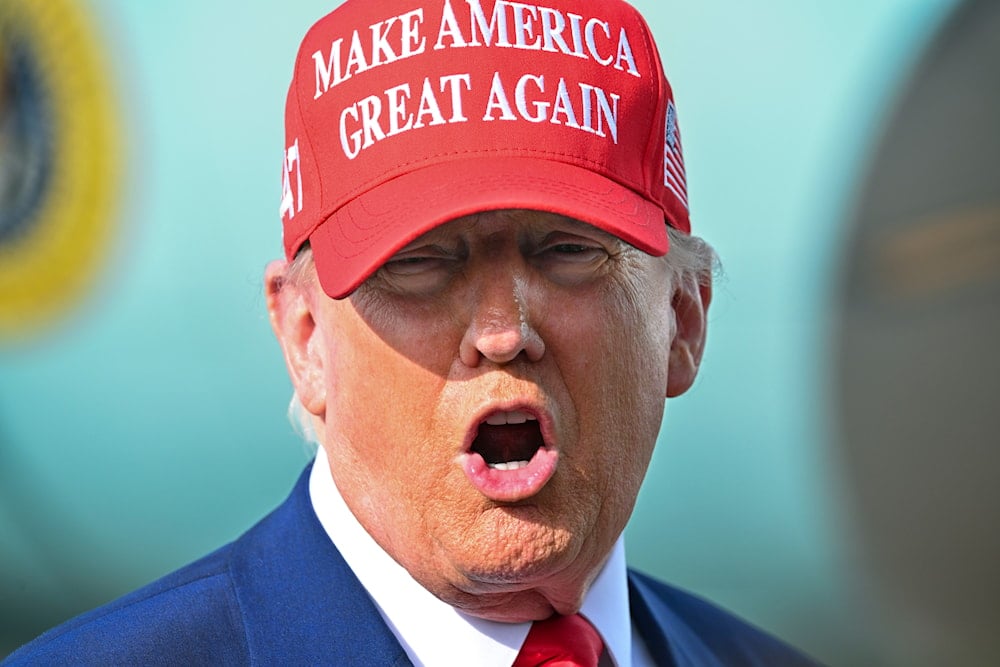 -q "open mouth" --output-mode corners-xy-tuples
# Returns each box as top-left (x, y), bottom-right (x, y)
(471, 410), (544, 471)
(461, 408), (559, 502)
